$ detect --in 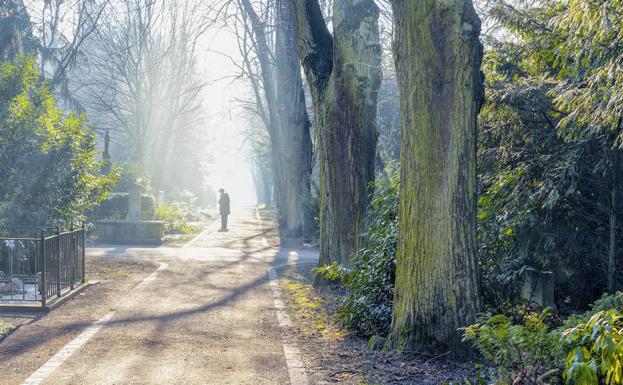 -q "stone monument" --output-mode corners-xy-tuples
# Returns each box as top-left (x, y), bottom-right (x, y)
(157, 190), (165, 206)
(520, 267), (555, 309)
(96, 182), (165, 245)
(128, 183), (142, 220)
